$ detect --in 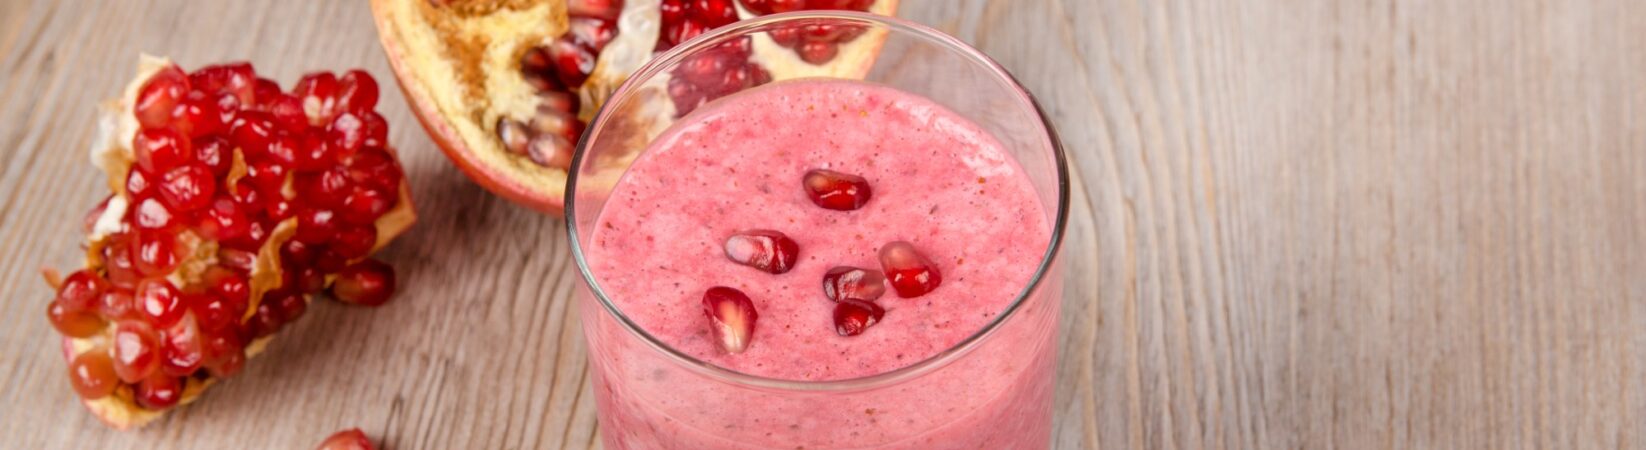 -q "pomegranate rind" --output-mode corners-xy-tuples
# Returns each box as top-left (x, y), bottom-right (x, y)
(58, 55), (416, 429)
